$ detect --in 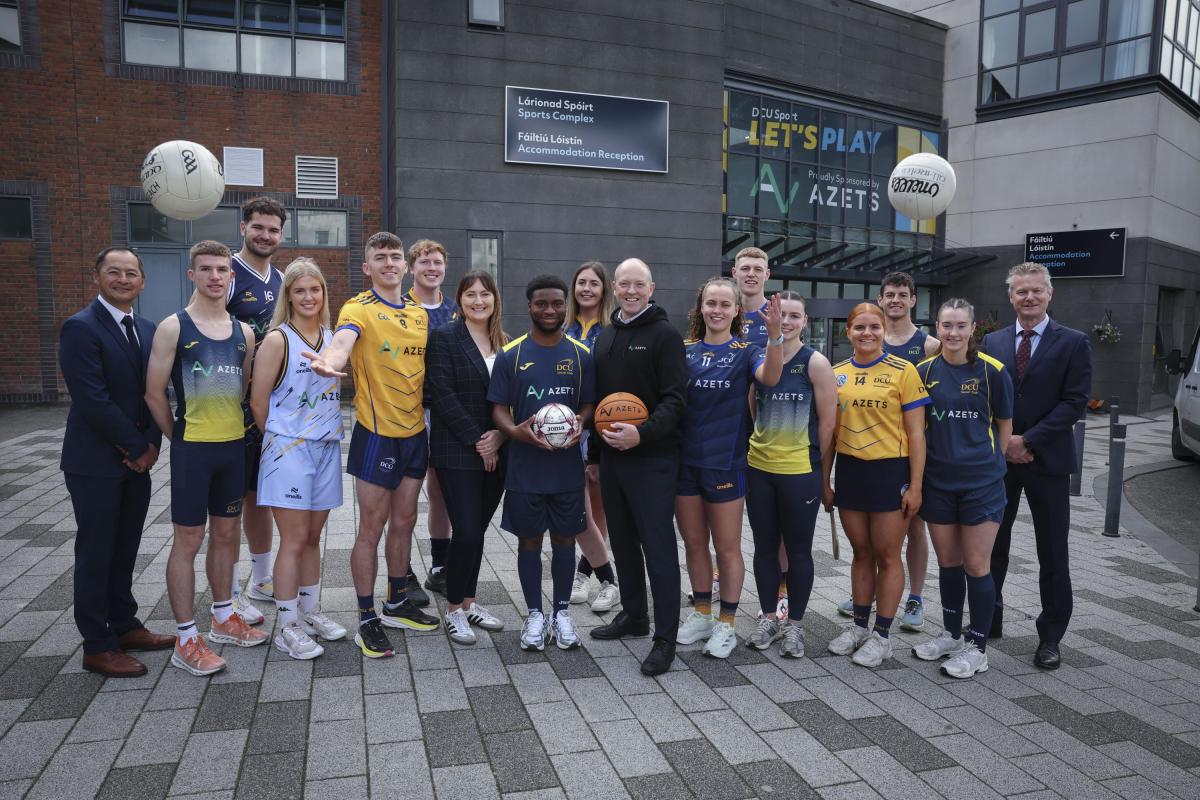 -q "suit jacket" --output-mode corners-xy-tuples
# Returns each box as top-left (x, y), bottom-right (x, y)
(59, 298), (162, 478)
(981, 317), (1092, 476)
(425, 319), (504, 471)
